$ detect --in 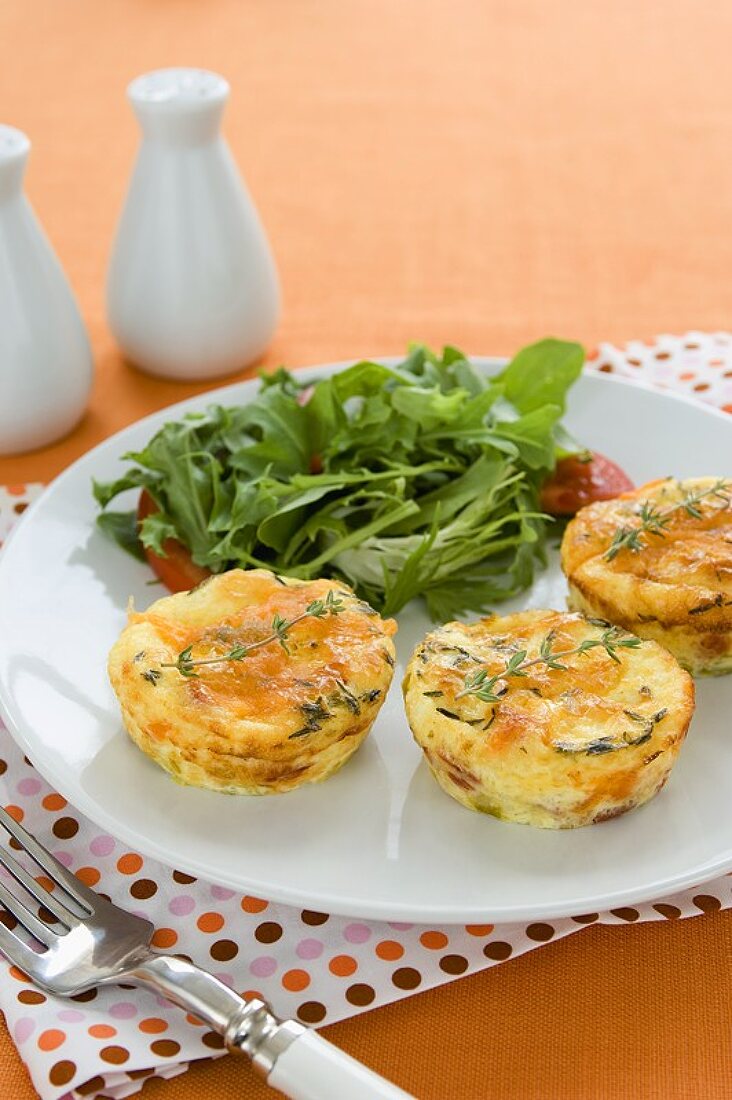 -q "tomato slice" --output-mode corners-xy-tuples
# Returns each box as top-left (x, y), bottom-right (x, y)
(540, 451), (634, 516)
(137, 490), (212, 593)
